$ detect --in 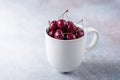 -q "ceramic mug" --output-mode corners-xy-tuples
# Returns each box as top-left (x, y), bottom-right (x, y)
(45, 24), (99, 72)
